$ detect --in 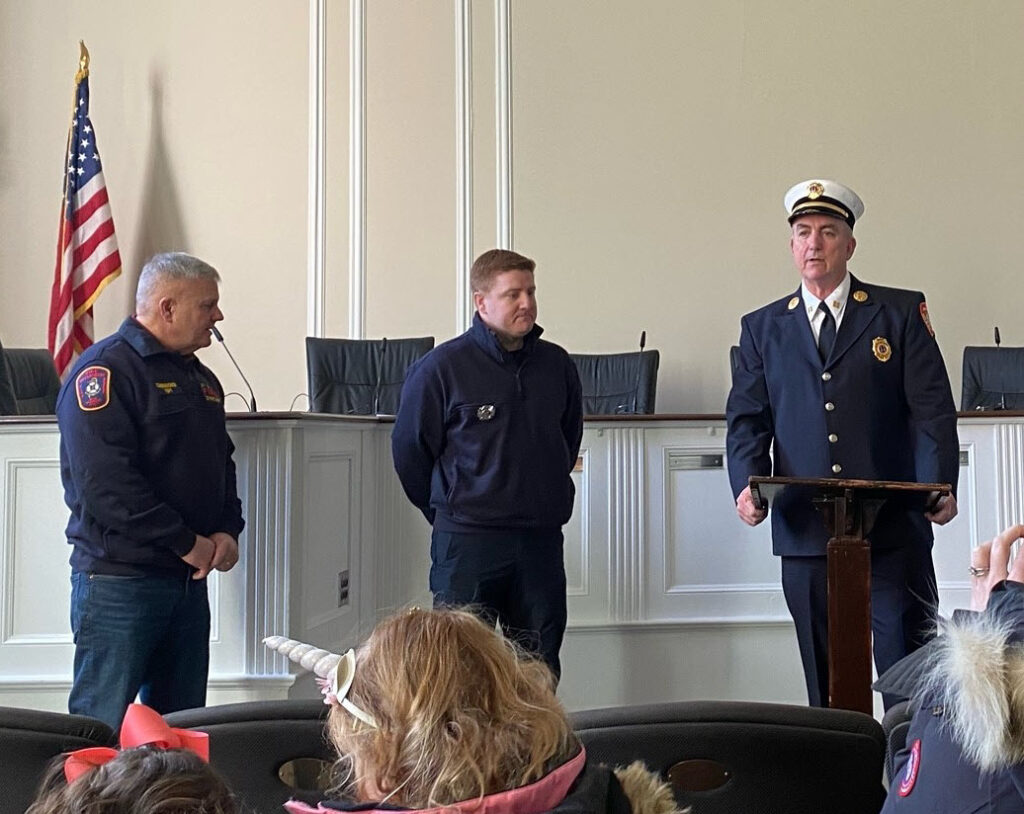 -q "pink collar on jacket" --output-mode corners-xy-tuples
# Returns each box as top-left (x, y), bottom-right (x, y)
(284, 747), (587, 814)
